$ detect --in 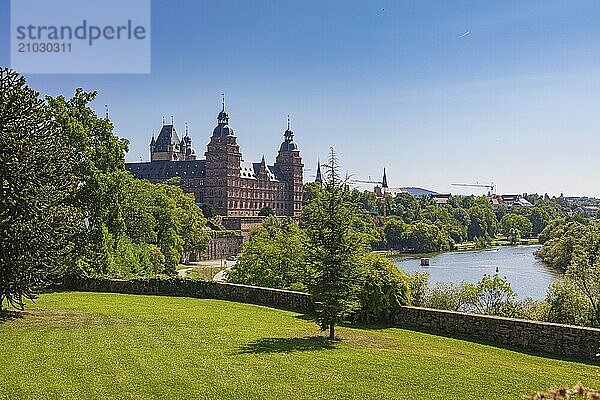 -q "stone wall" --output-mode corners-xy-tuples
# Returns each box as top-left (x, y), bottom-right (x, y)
(62, 278), (600, 360)
(393, 306), (600, 361)
(64, 277), (313, 312)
